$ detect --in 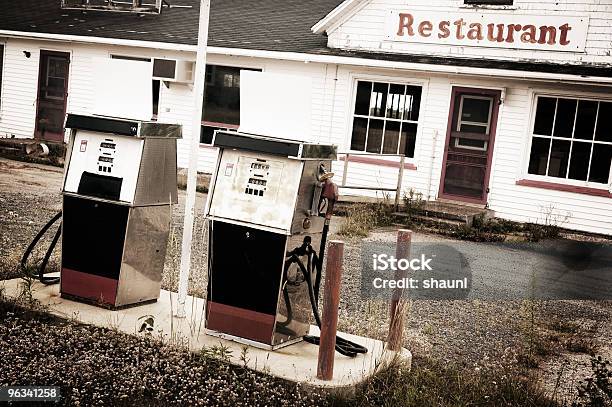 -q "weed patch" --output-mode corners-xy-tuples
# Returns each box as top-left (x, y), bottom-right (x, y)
(334, 357), (557, 407)
(338, 202), (394, 237)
